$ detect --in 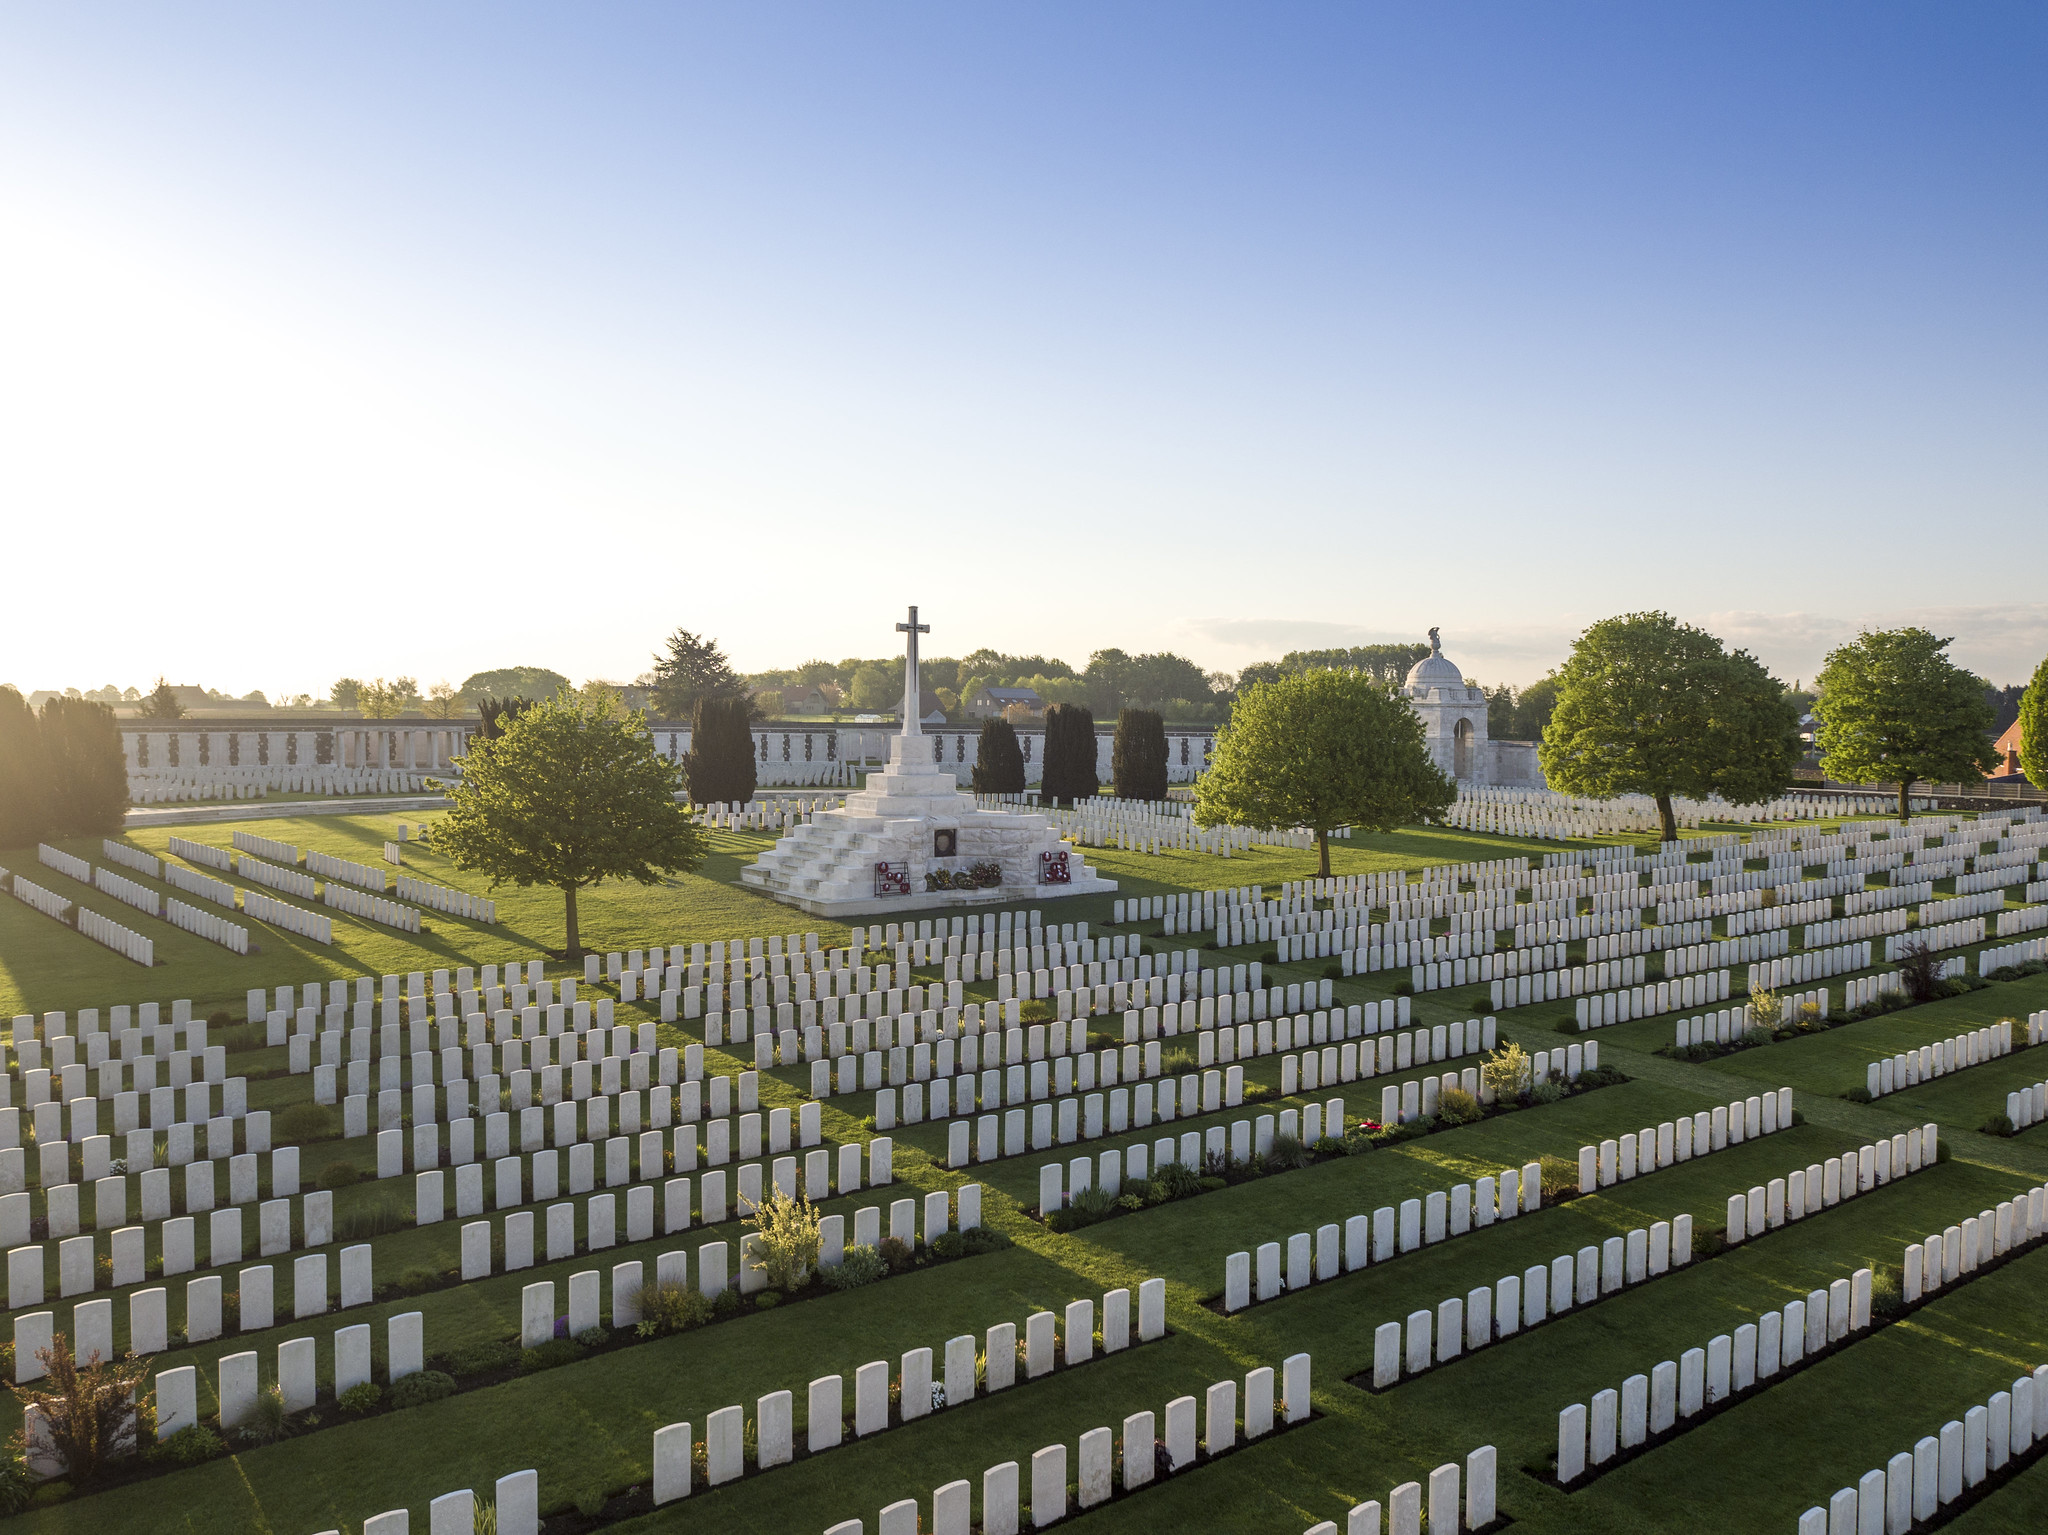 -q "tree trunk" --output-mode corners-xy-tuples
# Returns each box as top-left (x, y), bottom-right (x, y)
(563, 883), (581, 959)
(1655, 791), (1677, 844)
(1317, 827), (1331, 879)
(1897, 779), (1911, 824)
